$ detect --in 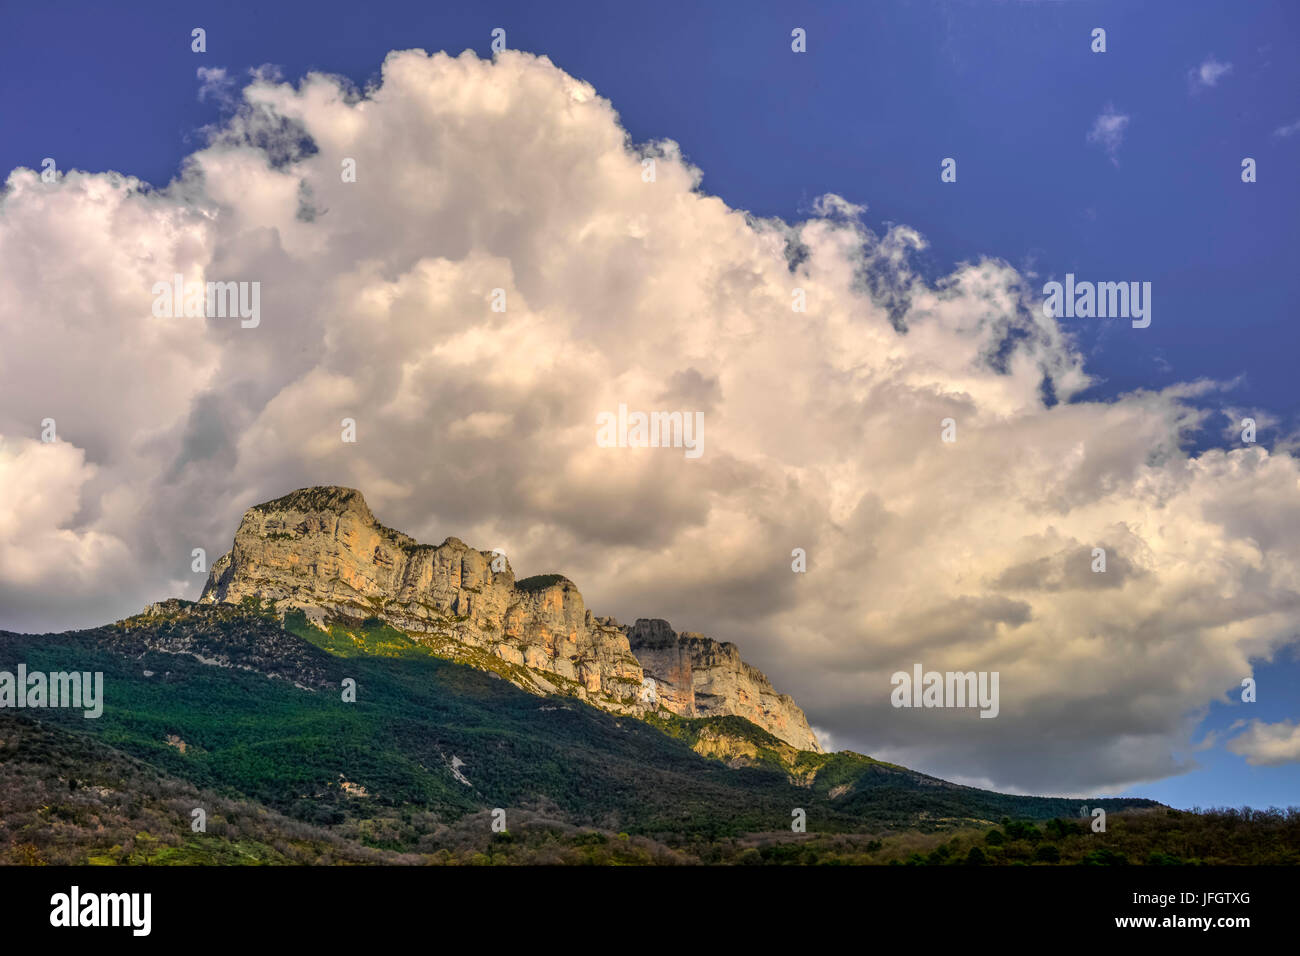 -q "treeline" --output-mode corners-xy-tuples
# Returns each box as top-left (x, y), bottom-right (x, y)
(728, 808), (1300, 866)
